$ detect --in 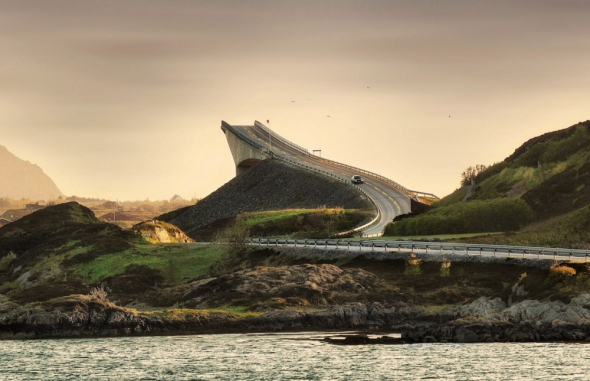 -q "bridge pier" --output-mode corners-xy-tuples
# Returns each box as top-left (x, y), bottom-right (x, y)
(221, 121), (268, 176)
